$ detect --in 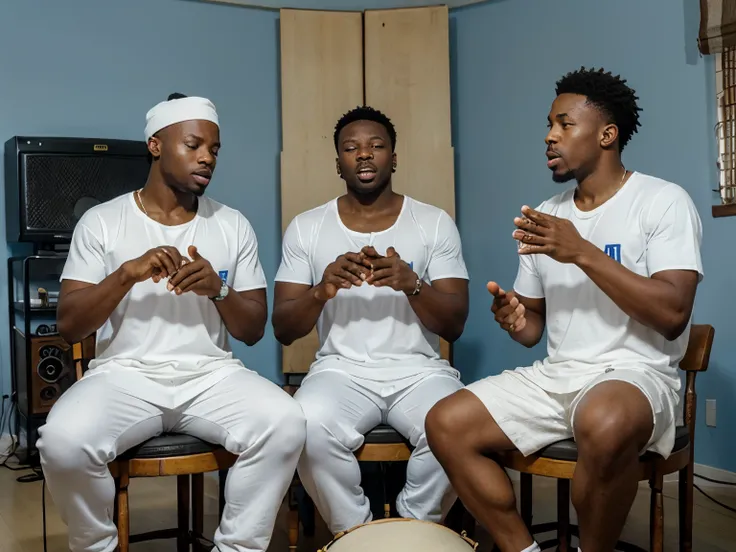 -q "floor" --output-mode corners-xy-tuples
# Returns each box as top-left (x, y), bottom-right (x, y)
(1, 463), (735, 551)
